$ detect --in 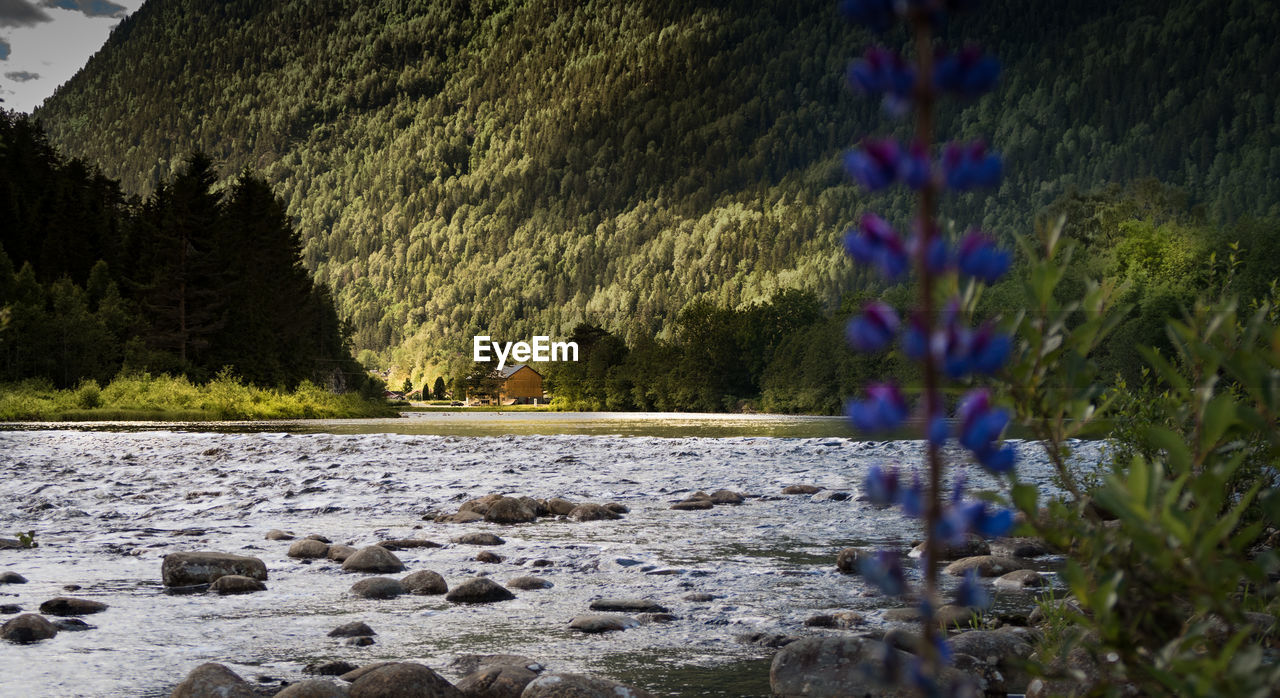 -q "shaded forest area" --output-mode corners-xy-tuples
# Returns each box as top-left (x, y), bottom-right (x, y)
(0, 114), (374, 392)
(30, 0), (1280, 382)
